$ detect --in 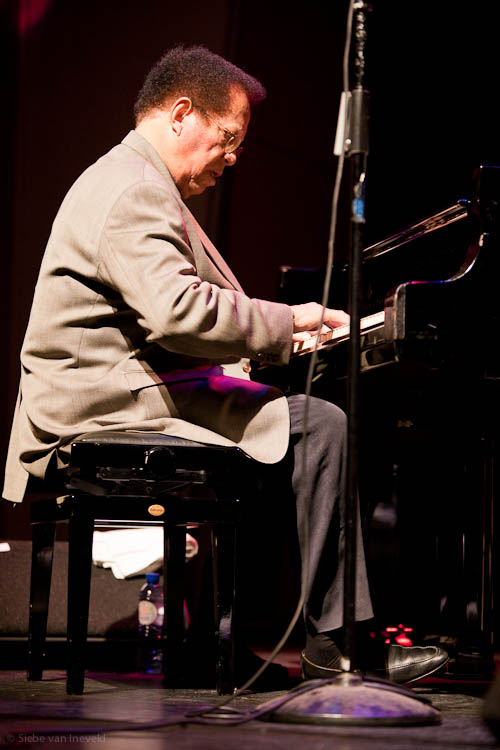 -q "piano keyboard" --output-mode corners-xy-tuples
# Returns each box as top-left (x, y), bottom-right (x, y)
(291, 310), (385, 356)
